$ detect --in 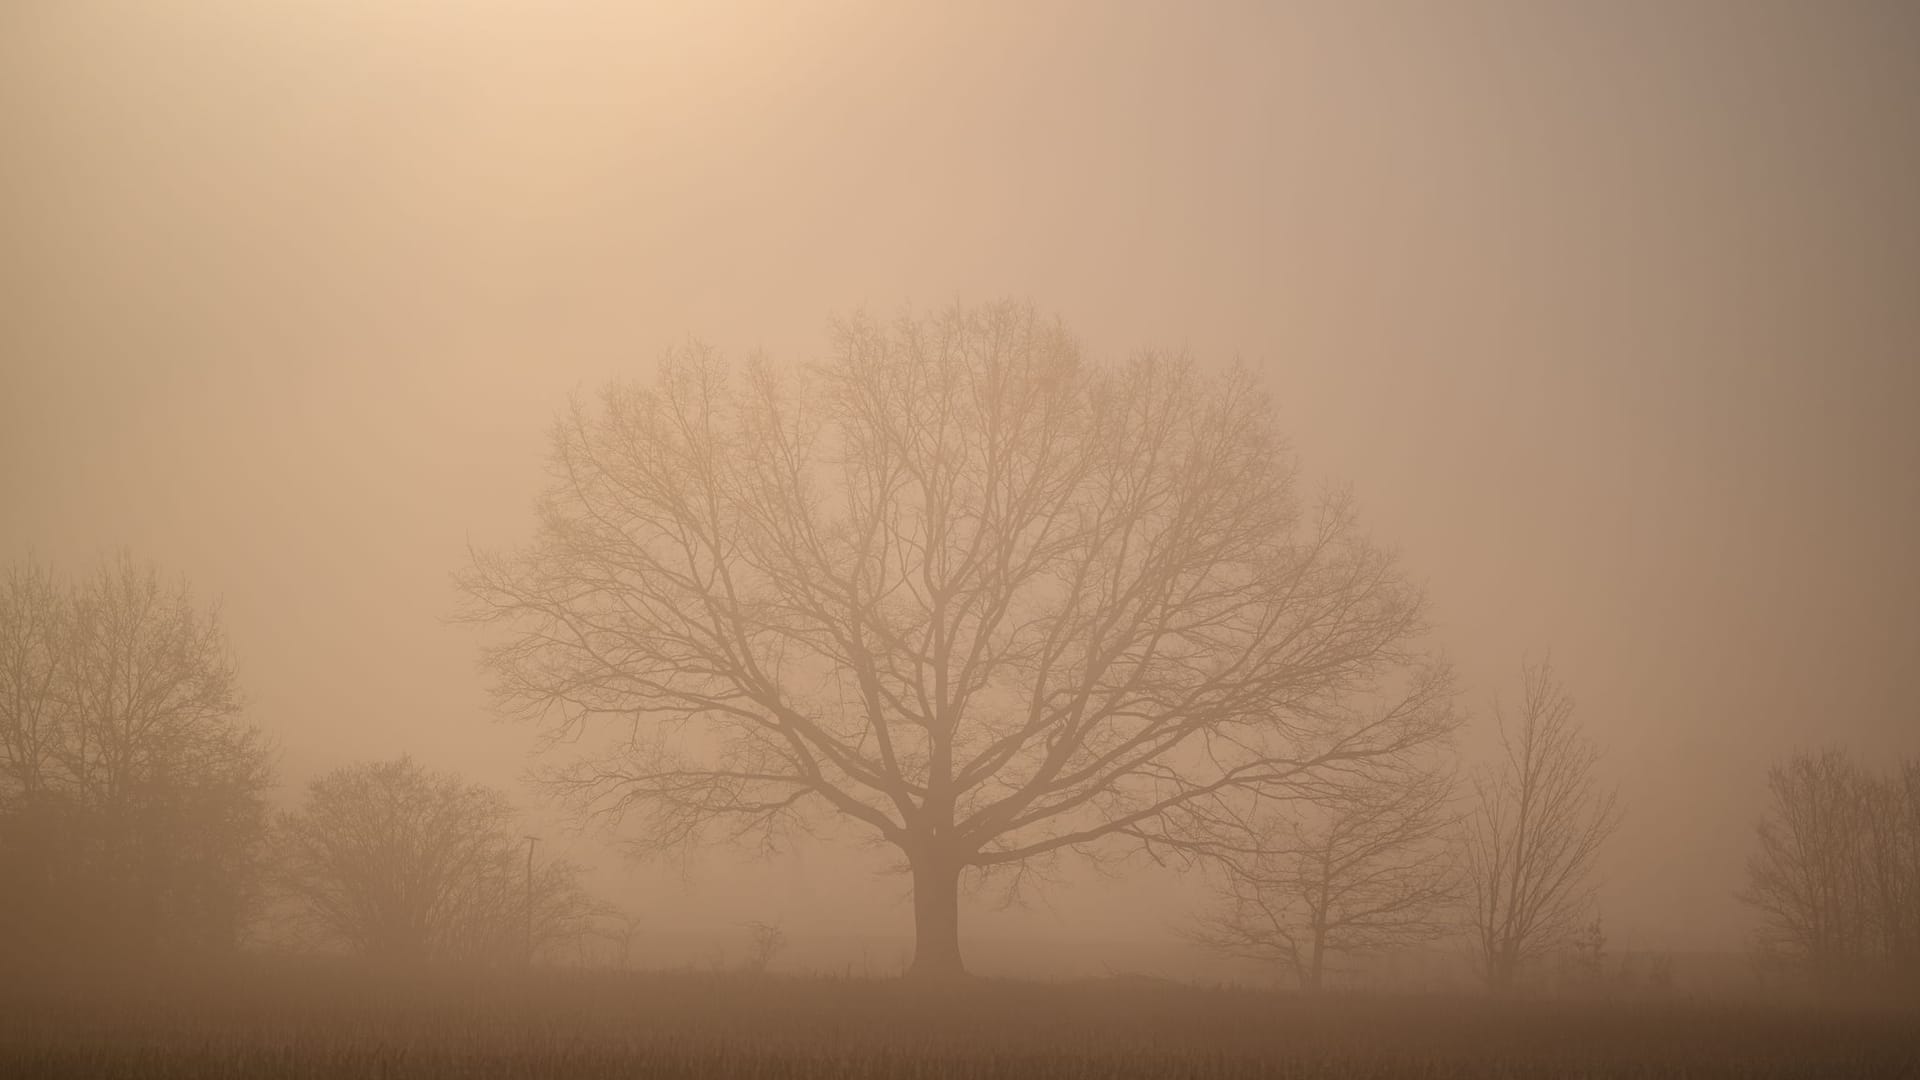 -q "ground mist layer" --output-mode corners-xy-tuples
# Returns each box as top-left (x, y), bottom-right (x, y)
(3, 959), (1916, 1079)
